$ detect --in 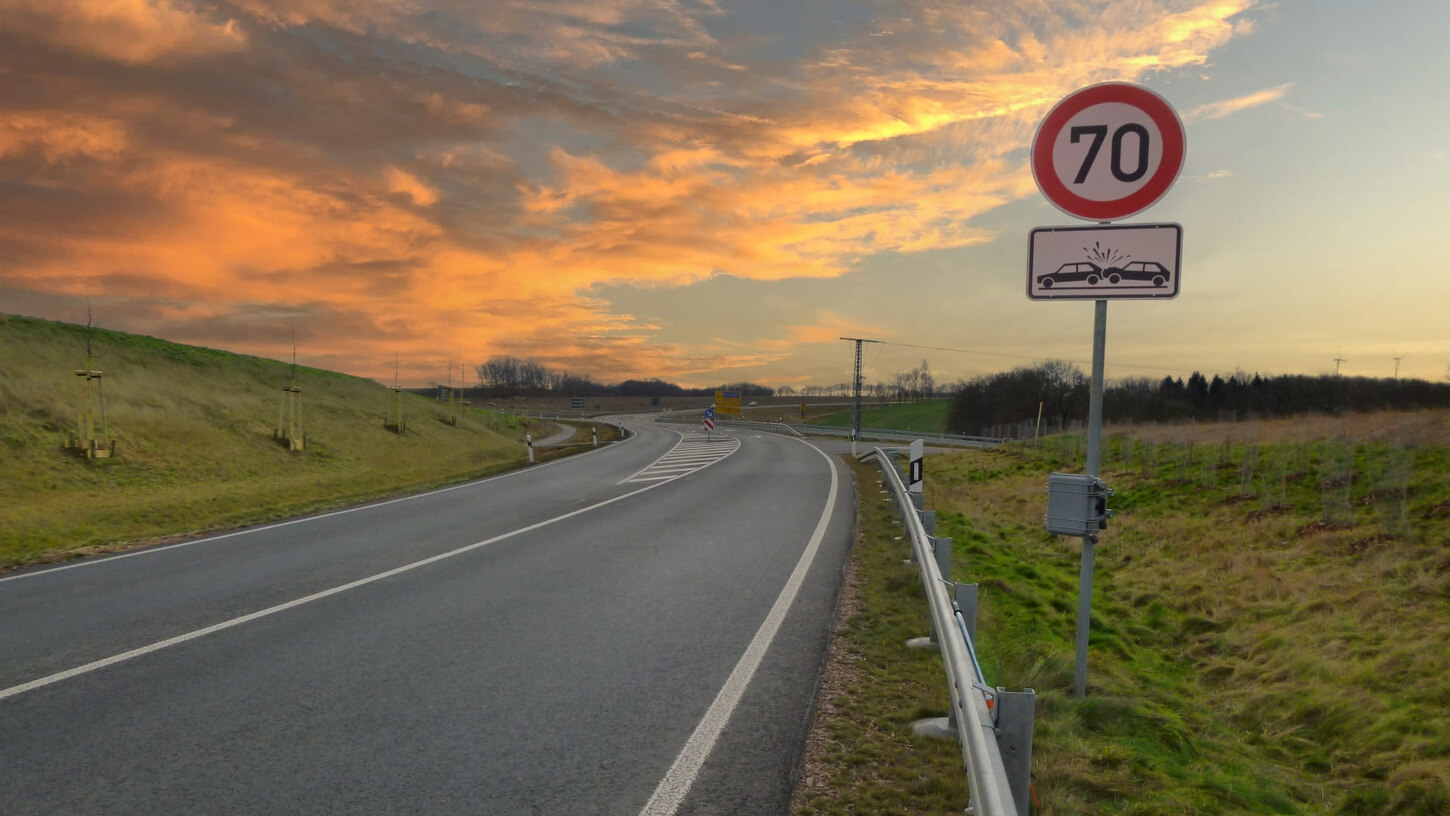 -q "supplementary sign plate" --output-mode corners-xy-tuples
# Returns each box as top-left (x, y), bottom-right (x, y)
(1028, 223), (1182, 300)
